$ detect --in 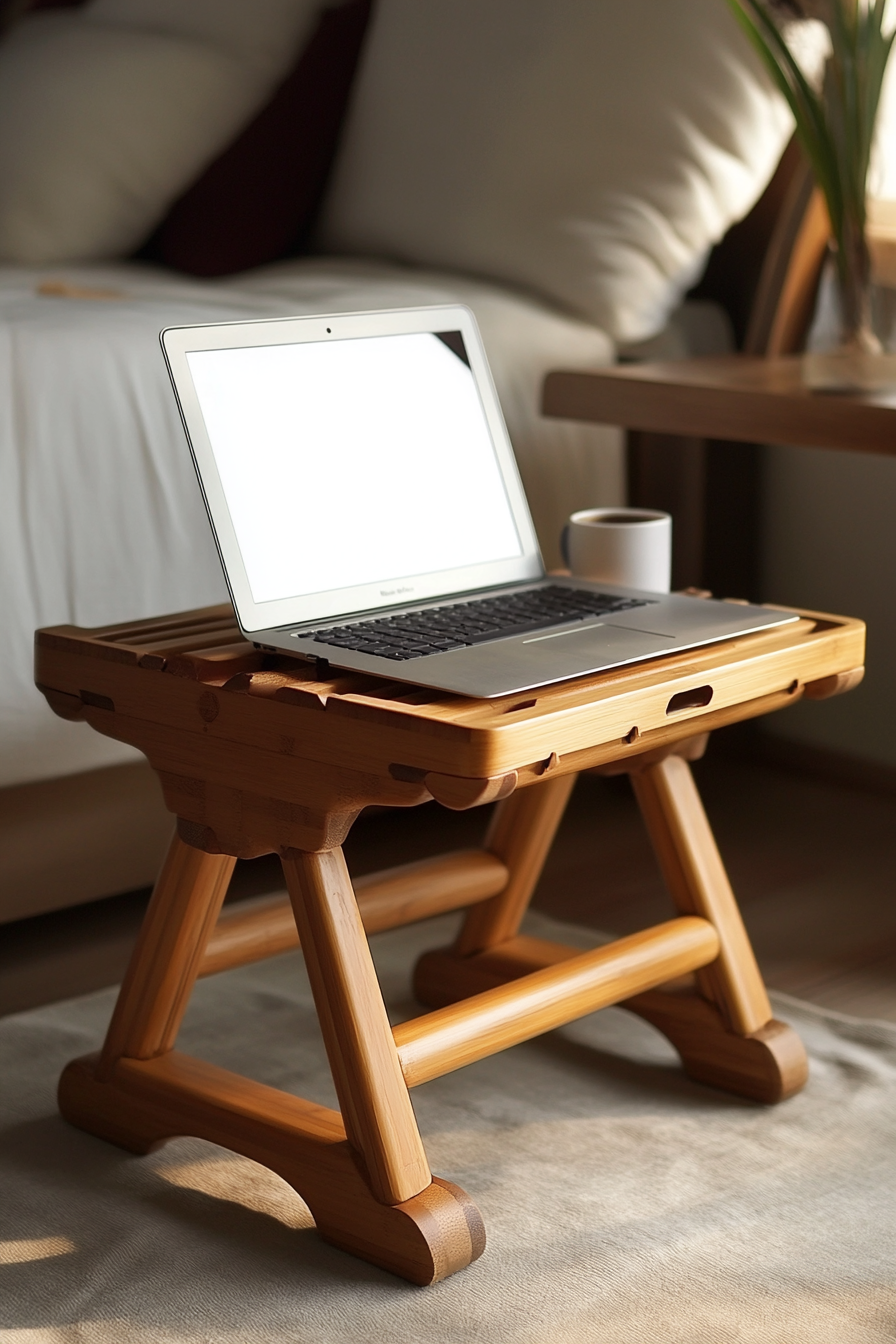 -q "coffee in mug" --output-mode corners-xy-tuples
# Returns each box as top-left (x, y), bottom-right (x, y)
(560, 507), (672, 592)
